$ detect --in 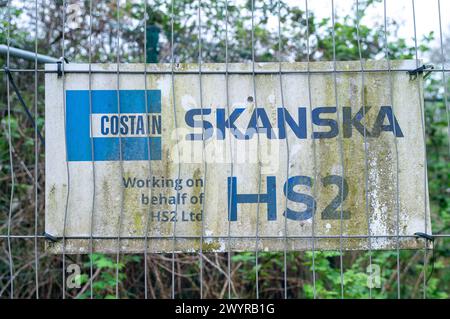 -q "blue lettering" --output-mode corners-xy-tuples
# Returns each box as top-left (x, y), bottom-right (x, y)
(227, 176), (277, 221)
(185, 108), (214, 140)
(119, 115), (128, 135)
(312, 107), (339, 139)
(343, 106), (372, 138)
(152, 115), (161, 135)
(135, 116), (144, 135)
(101, 116), (109, 135)
(216, 108), (246, 139)
(110, 115), (119, 135)
(283, 176), (316, 221)
(245, 108), (277, 139)
(371, 106), (404, 137)
(278, 107), (307, 139)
